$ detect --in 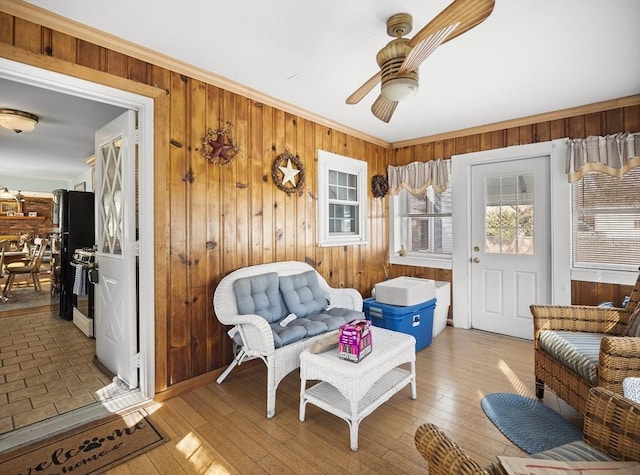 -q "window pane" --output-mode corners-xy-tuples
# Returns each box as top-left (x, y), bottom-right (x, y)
(393, 161), (452, 260)
(329, 170), (337, 185)
(572, 168), (640, 270)
(485, 174), (534, 255)
(329, 203), (357, 234)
